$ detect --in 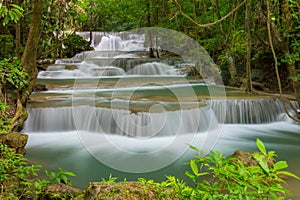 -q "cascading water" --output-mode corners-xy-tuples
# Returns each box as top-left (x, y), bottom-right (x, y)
(24, 106), (218, 136)
(24, 30), (300, 196)
(208, 98), (299, 124)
